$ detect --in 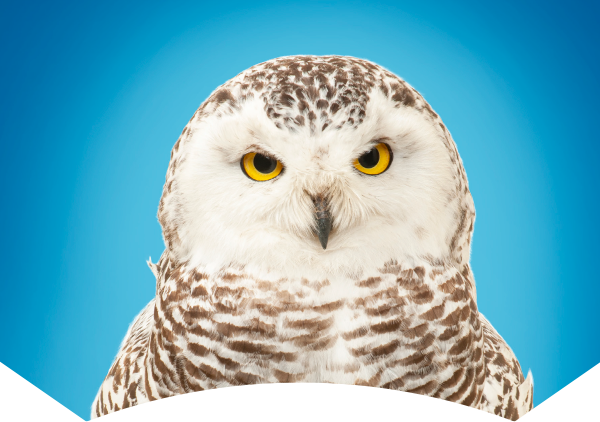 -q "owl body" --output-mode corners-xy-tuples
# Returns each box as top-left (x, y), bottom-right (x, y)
(92, 56), (532, 419)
